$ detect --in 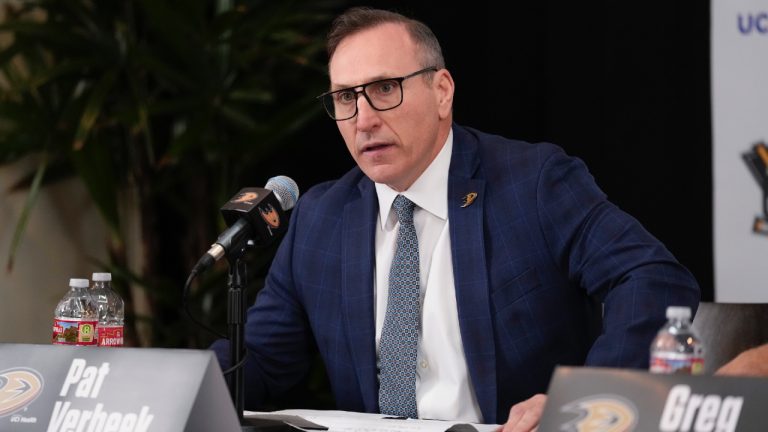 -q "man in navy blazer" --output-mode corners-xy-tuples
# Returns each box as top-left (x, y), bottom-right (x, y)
(212, 7), (699, 430)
